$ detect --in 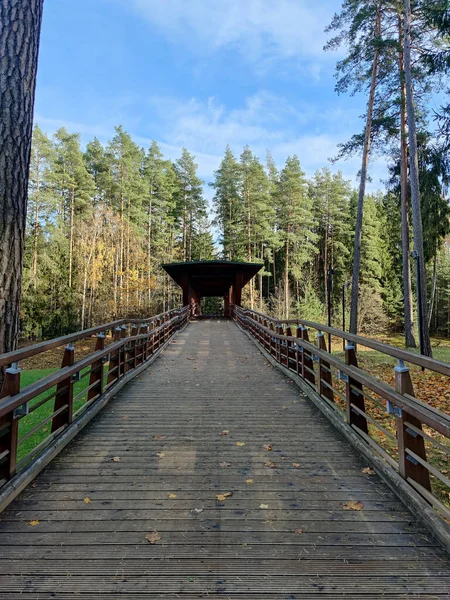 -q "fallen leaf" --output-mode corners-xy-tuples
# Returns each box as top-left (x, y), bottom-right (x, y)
(168, 493), (177, 499)
(216, 492), (233, 501)
(28, 520), (39, 526)
(219, 430), (229, 436)
(362, 467), (375, 475)
(156, 452), (166, 458)
(154, 435), (167, 440)
(264, 461), (277, 468)
(341, 500), (364, 511)
(146, 531), (161, 544)
(294, 528), (304, 535)
(260, 503), (269, 509)
(193, 507), (204, 514)
(121, 416), (128, 420)
(83, 497), (91, 504)
(220, 462), (231, 468)
(246, 478), (254, 484)
(292, 463), (301, 469)
(112, 456), (121, 462)
(236, 442), (246, 447)
(263, 444), (272, 451)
